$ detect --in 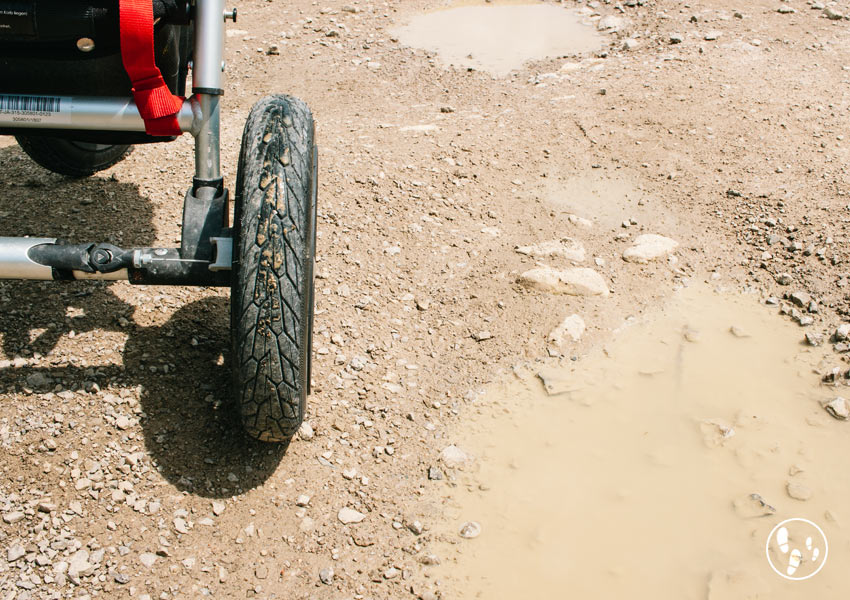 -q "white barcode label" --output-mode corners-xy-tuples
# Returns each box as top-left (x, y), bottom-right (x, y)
(0, 94), (71, 126)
